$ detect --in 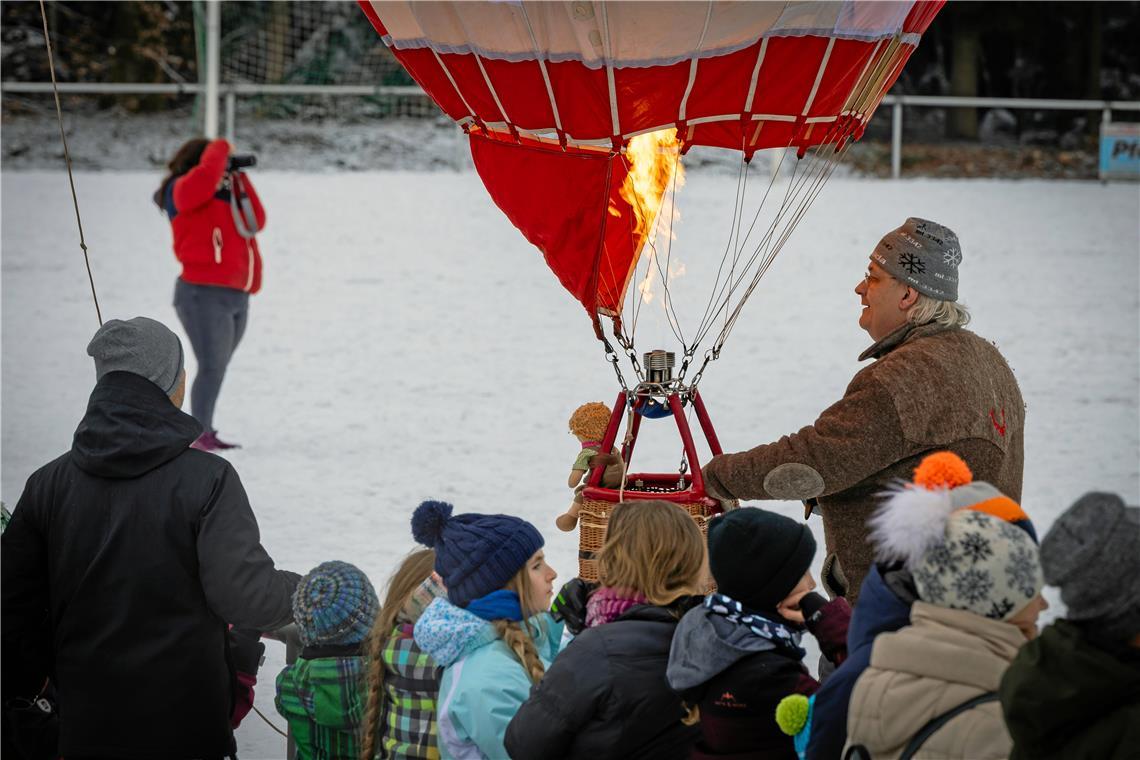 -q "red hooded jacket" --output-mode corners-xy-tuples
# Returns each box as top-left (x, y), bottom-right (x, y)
(165, 139), (266, 293)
